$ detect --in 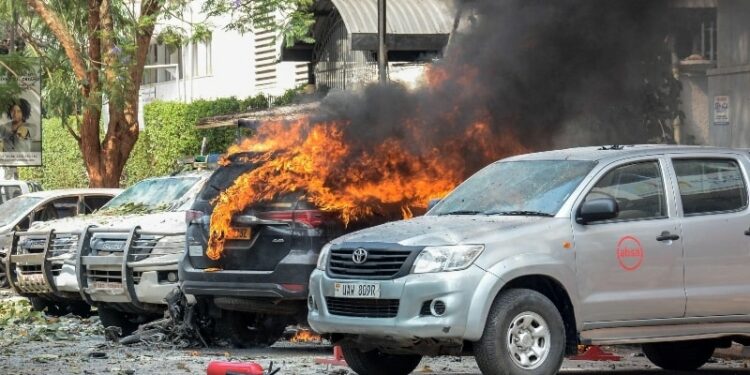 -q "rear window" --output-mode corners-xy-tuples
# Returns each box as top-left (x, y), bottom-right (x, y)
(200, 163), (258, 202)
(673, 158), (748, 215)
